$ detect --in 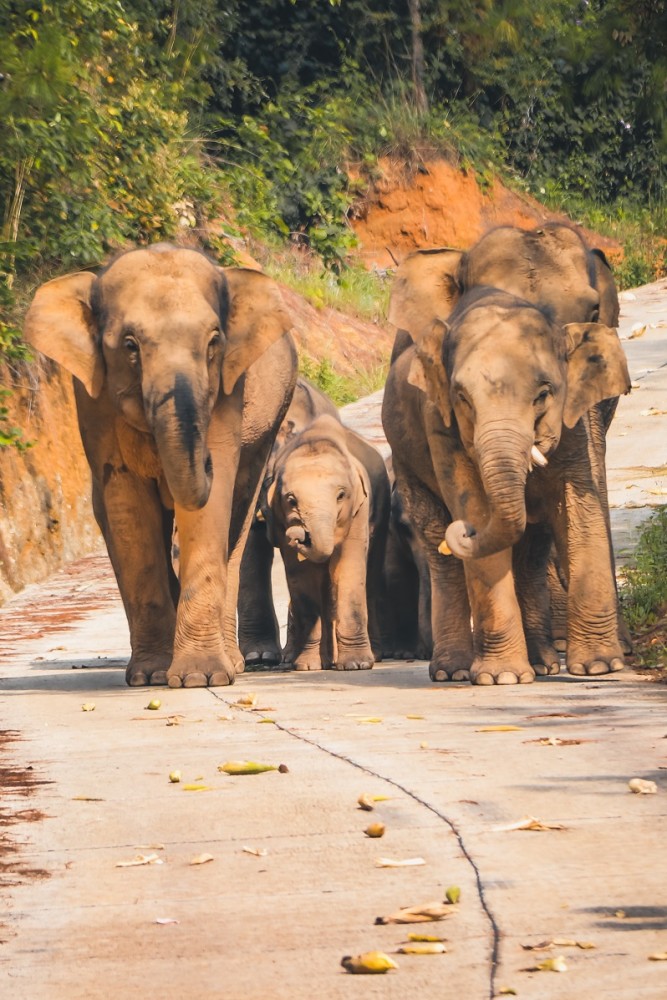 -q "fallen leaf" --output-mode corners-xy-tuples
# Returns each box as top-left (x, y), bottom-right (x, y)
(397, 941), (446, 954)
(649, 952), (667, 961)
(406, 714), (425, 720)
(476, 725), (522, 733)
(341, 951), (398, 974)
(346, 715), (383, 723)
(189, 853), (214, 865)
(525, 712), (579, 720)
(257, 718), (276, 724)
(375, 857), (425, 867)
(493, 816), (566, 832)
(218, 761), (277, 775)
(365, 822), (385, 838)
(154, 917), (179, 925)
(166, 715), (184, 726)
(646, 488), (667, 496)
(498, 988), (518, 995)
(235, 693), (257, 708)
(81, 703), (95, 712)
(628, 323), (647, 339)
(242, 845), (268, 857)
(641, 407), (667, 417)
(628, 777), (658, 794)
(182, 784), (213, 792)
(553, 938), (595, 950)
(522, 940), (554, 951)
(72, 795), (105, 802)
(407, 933), (446, 943)
(536, 956), (568, 973)
(376, 901), (452, 924)
(524, 737), (588, 746)
(614, 910), (627, 919)
(116, 853), (163, 868)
